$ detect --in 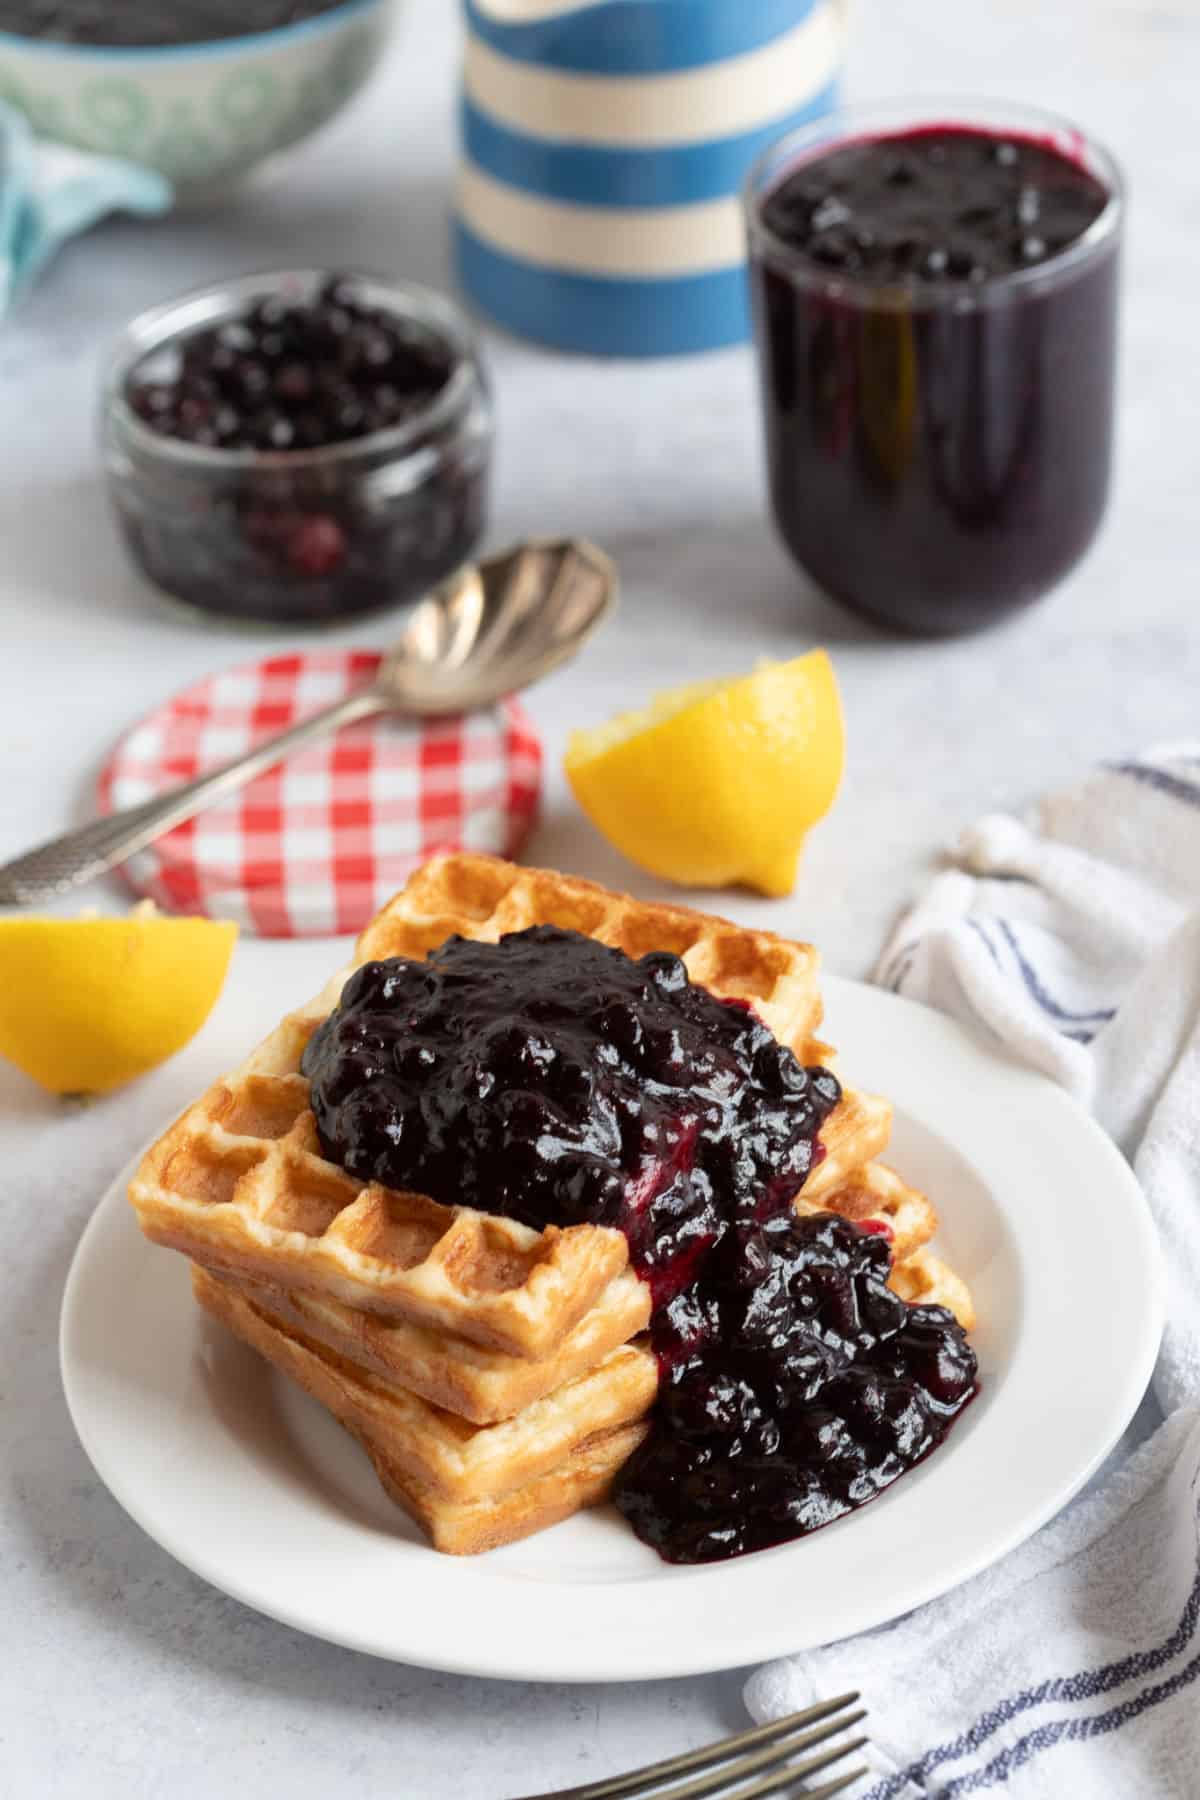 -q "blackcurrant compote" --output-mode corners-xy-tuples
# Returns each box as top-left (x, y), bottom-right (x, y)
(746, 103), (1123, 636)
(0, 0), (346, 44)
(302, 926), (978, 1564)
(103, 272), (492, 625)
